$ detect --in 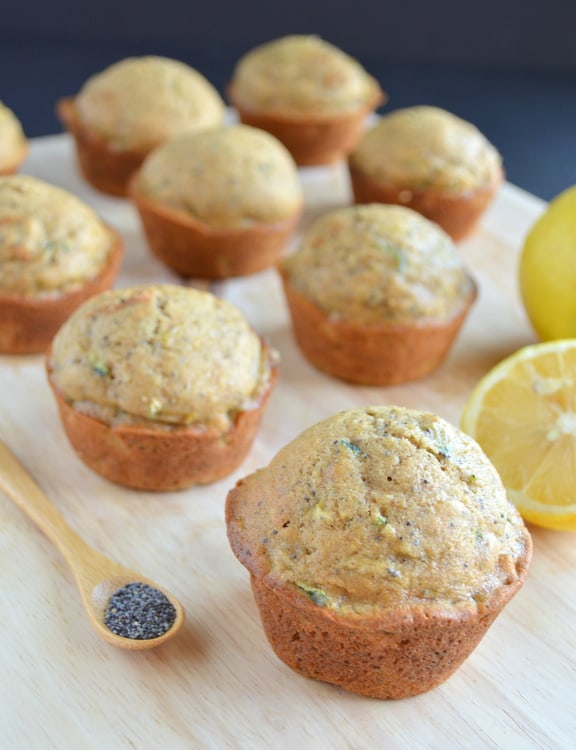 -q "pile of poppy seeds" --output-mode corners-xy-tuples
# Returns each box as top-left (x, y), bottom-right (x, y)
(104, 582), (176, 640)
